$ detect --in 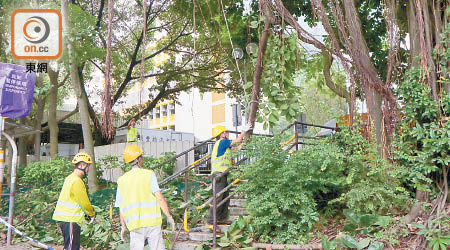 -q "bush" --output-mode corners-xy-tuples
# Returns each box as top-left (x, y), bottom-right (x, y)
(239, 126), (410, 244)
